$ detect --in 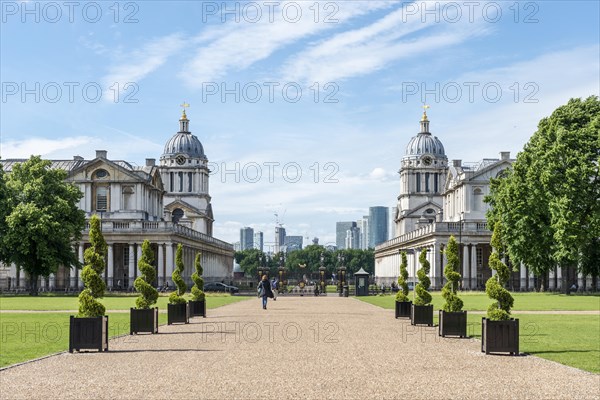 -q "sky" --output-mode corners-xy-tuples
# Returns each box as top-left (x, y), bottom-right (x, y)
(1, 0), (599, 248)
